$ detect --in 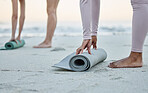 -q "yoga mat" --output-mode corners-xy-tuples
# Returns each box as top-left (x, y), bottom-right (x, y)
(0, 40), (25, 50)
(53, 48), (107, 72)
